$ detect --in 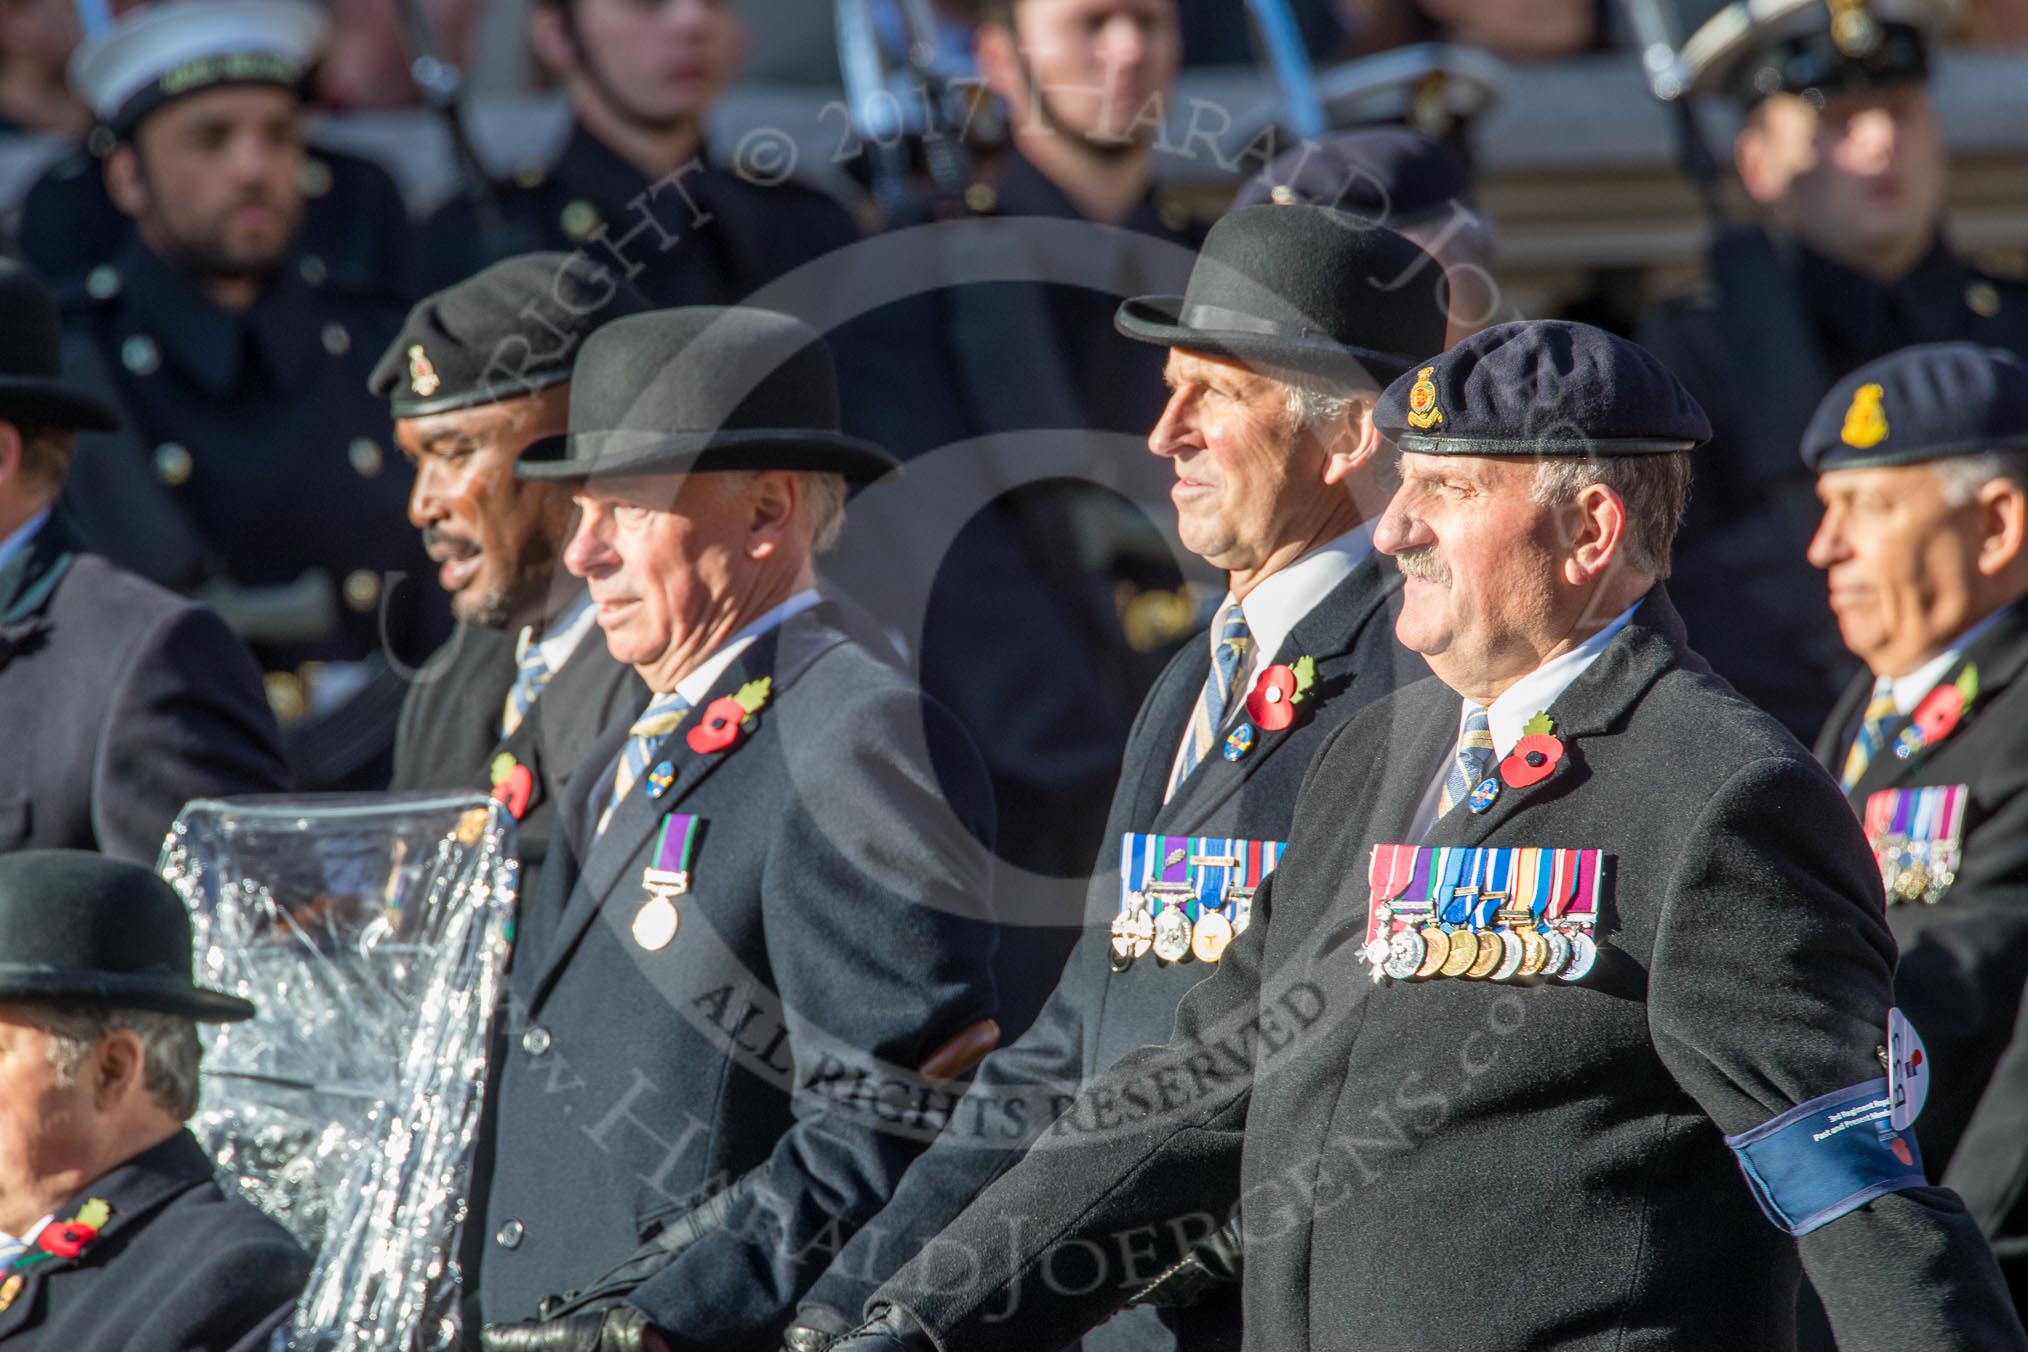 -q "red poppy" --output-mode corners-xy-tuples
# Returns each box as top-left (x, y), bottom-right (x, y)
(490, 764), (534, 821)
(686, 696), (749, 754)
(1889, 1136), (1915, 1168)
(1911, 685), (1965, 744)
(1499, 733), (1564, 789)
(1245, 666), (1300, 731)
(38, 1222), (96, 1258)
